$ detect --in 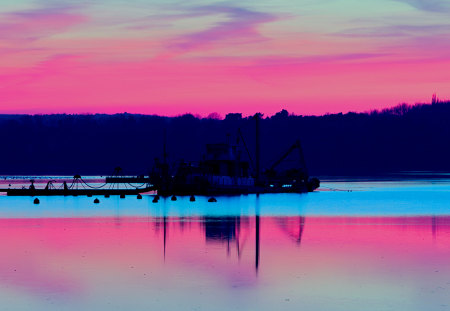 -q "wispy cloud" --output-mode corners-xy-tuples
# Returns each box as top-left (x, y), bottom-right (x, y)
(0, 7), (87, 43)
(254, 53), (389, 66)
(392, 0), (450, 12)
(336, 24), (450, 38)
(167, 4), (279, 52)
(334, 23), (450, 62)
